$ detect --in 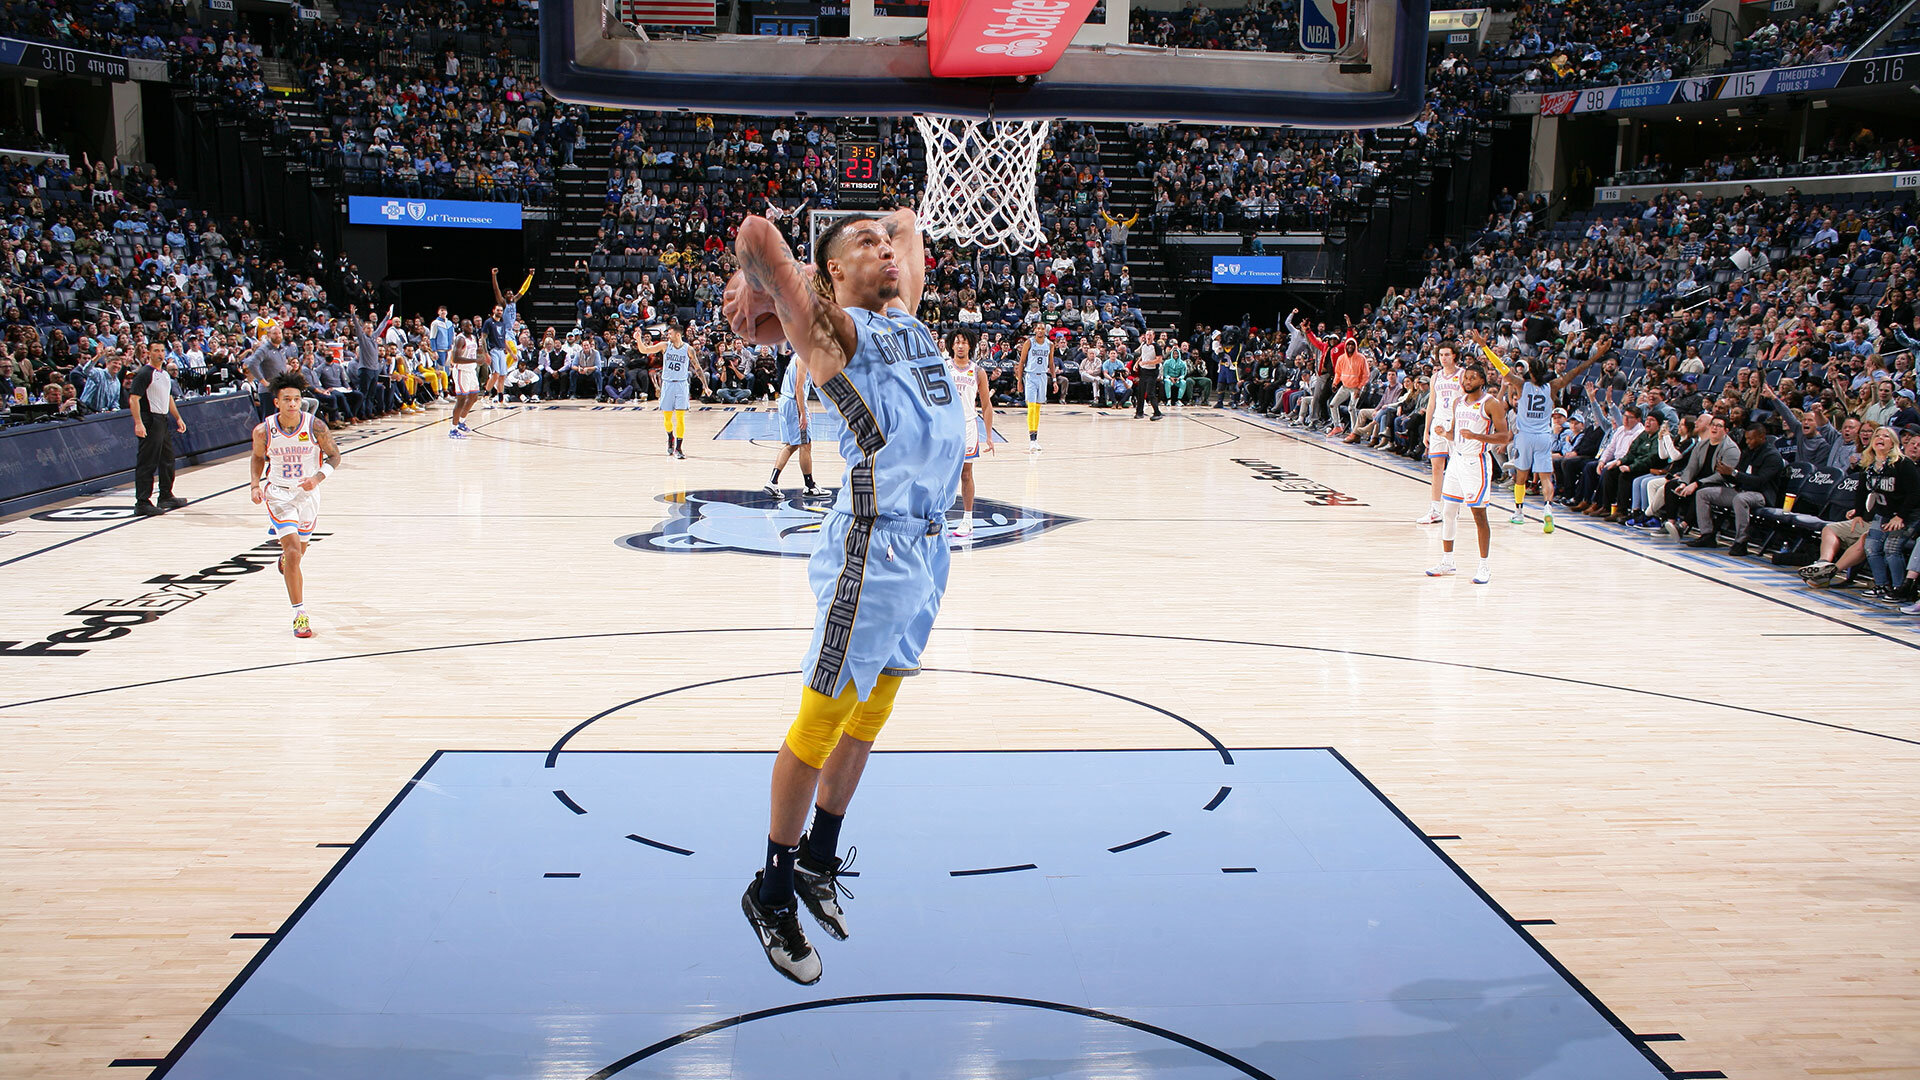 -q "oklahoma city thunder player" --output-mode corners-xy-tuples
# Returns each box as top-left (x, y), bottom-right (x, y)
(1417, 341), (1463, 524)
(947, 327), (996, 538)
(637, 324), (703, 458)
(249, 373), (341, 638)
(1426, 361), (1509, 584)
(1022, 324), (1054, 452)
(726, 208), (963, 985)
